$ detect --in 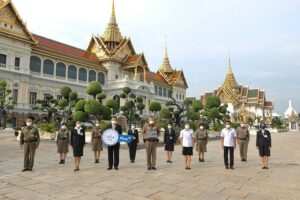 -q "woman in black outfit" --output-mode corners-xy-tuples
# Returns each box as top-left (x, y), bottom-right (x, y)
(127, 123), (139, 163)
(256, 123), (271, 169)
(70, 121), (85, 171)
(164, 122), (176, 163)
